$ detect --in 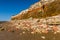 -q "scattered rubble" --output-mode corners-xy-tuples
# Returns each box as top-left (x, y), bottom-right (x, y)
(10, 18), (60, 34)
